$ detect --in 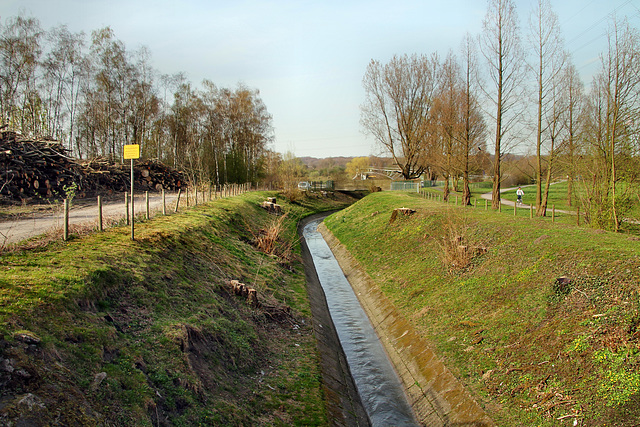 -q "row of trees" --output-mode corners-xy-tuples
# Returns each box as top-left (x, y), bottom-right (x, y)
(0, 16), (273, 185)
(361, 0), (640, 231)
(361, 44), (487, 206)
